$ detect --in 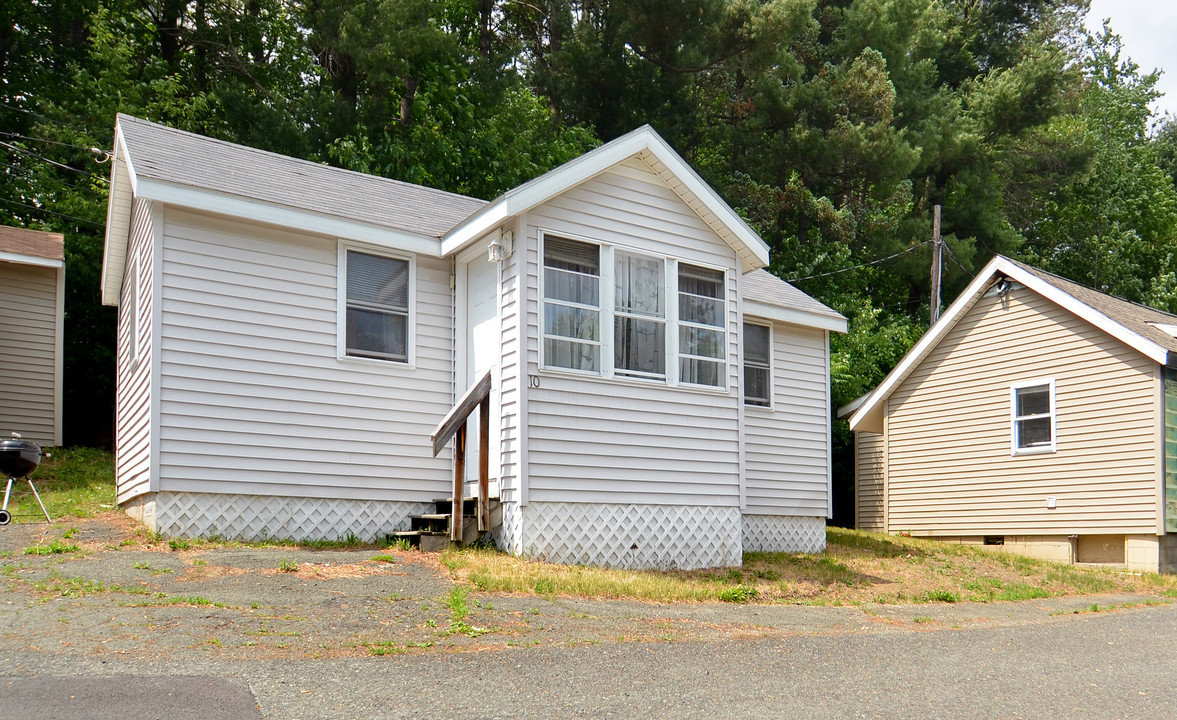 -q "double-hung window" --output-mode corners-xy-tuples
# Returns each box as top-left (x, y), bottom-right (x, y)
(614, 251), (666, 378)
(543, 236), (601, 372)
(1011, 379), (1055, 454)
(678, 264), (726, 387)
(743, 322), (771, 406)
(343, 249), (410, 363)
